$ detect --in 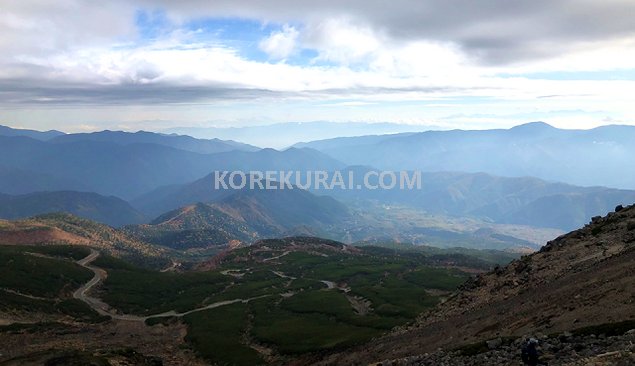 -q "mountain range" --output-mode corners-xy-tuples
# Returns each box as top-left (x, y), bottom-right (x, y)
(315, 167), (635, 230)
(49, 129), (258, 154)
(0, 124), (64, 140)
(163, 121), (437, 149)
(295, 122), (635, 189)
(0, 126), (342, 199)
(1, 122), (634, 244)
